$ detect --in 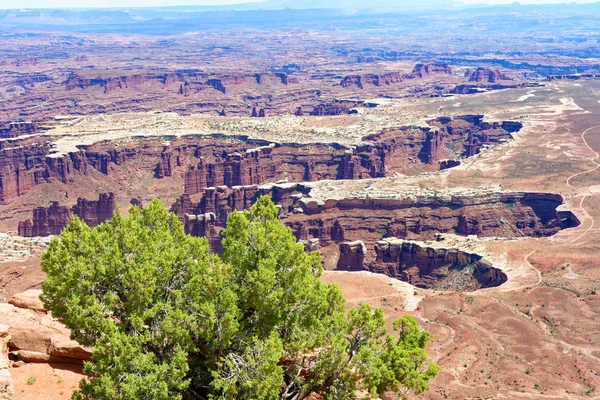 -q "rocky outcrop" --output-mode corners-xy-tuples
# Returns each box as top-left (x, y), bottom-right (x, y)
(310, 103), (351, 116)
(14, 58), (36, 67)
(450, 82), (539, 94)
(0, 141), (76, 204)
(340, 72), (403, 88)
(427, 115), (520, 158)
(172, 181), (579, 255)
(337, 240), (367, 270)
(545, 74), (600, 81)
(172, 183), (304, 251)
(0, 122), (41, 139)
(66, 71), (194, 92)
(407, 63), (453, 78)
(72, 193), (116, 227)
(372, 238), (506, 290)
(439, 159), (460, 170)
(289, 191), (579, 245)
(337, 238), (508, 291)
(0, 116), (520, 205)
(299, 238), (320, 252)
(0, 325), (13, 400)
(258, 73), (298, 85)
(17, 202), (71, 237)
(18, 193), (115, 237)
(0, 290), (91, 365)
(65, 71), (298, 96)
(465, 68), (510, 83)
(7, 290), (44, 312)
(206, 79), (226, 94)
(182, 141), (373, 196)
